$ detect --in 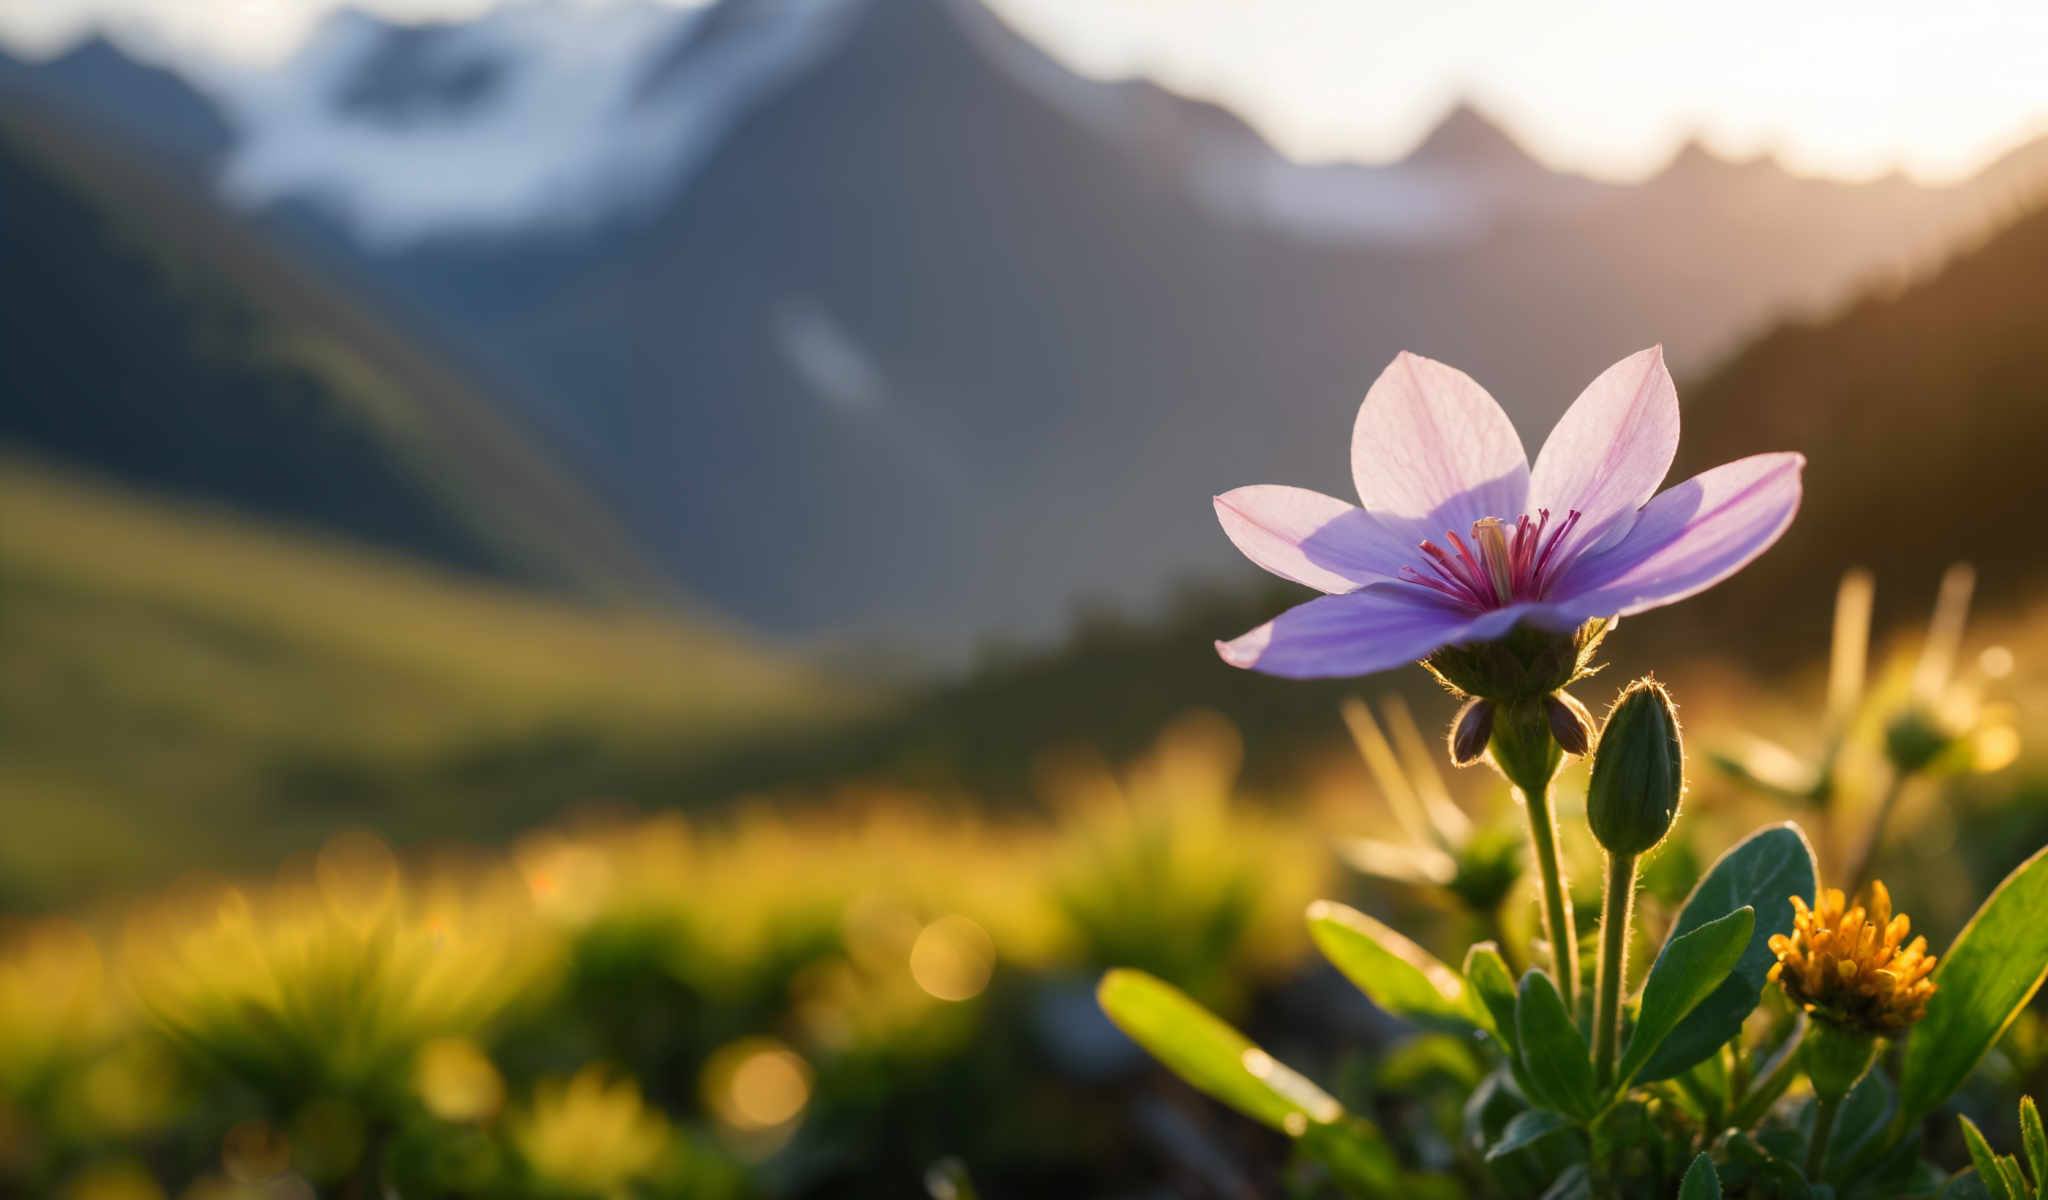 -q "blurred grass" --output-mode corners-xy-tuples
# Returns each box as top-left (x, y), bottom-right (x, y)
(0, 712), (1331, 1197)
(0, 456), (866, 906)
